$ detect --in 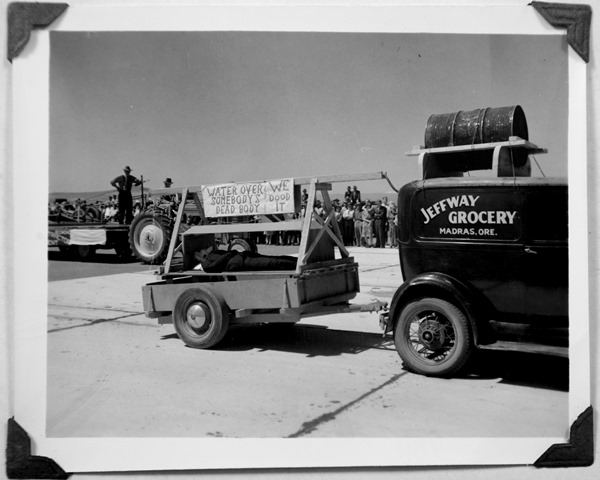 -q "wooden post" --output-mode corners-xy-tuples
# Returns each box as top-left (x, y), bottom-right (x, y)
(164, 186), (189, 274)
